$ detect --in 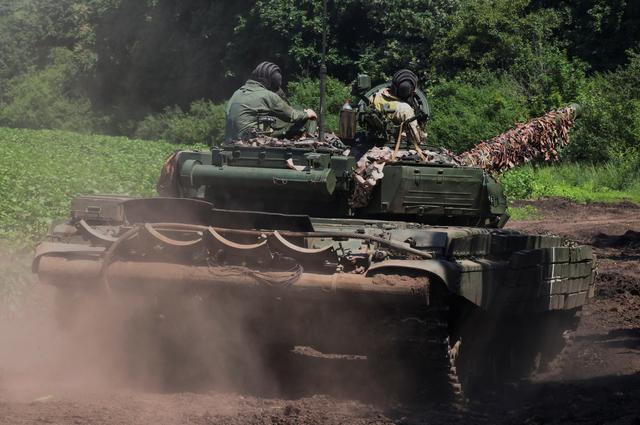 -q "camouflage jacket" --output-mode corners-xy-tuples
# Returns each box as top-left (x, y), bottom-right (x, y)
(224, 80), (308, 142)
